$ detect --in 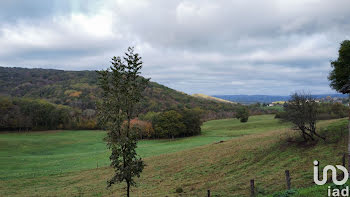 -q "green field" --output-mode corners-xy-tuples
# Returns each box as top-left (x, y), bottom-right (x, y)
(0, 115), (289, 180)
(0, 115), (347, 196)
